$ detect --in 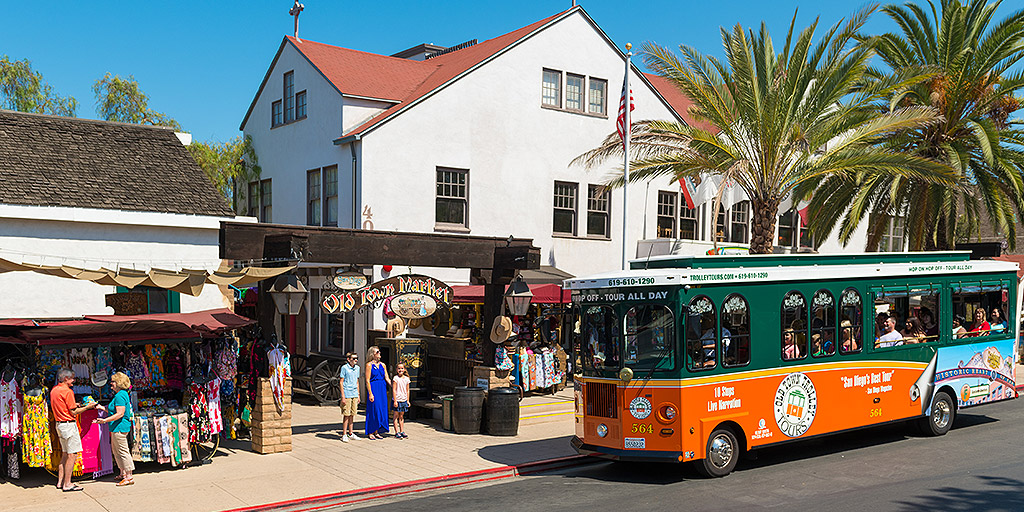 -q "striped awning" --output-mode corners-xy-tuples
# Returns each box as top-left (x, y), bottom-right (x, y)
(0, 257), (294, 297)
